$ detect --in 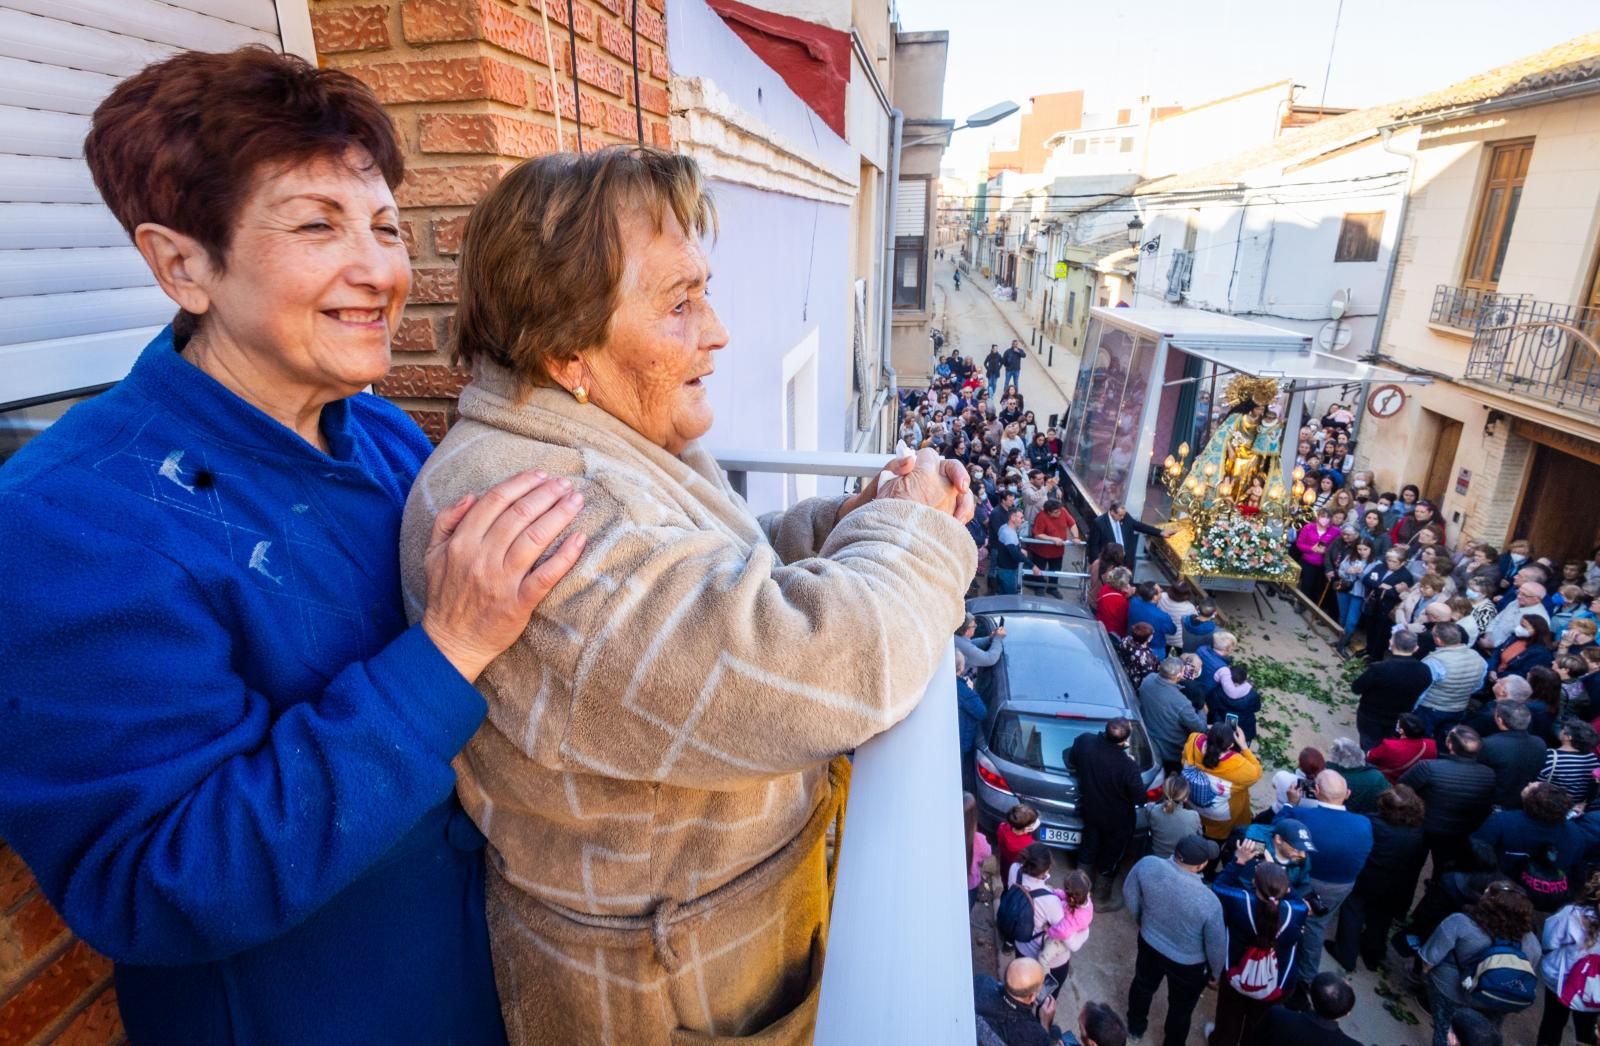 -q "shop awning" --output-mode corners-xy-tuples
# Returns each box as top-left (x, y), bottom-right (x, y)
(1174, 345), (1430, 387)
